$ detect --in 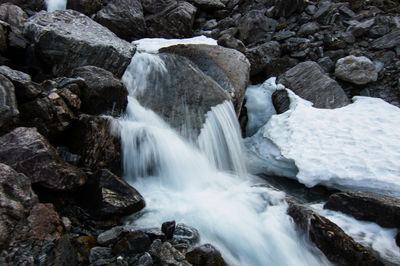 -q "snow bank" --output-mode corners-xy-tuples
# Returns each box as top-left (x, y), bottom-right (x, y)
(311, 203), (400, 265)
(246, 81), (400, 197)
(133, 36), (217, 53)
